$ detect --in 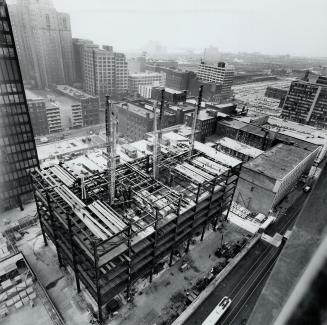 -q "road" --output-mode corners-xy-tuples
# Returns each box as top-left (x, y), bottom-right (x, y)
(183, 189), (308, 325)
